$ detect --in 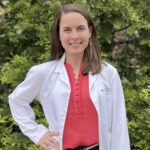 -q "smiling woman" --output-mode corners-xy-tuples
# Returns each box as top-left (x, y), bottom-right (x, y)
(59, 12), (92, 74)
(50, 4), (102, 75)
(8, 4), (130, 150)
